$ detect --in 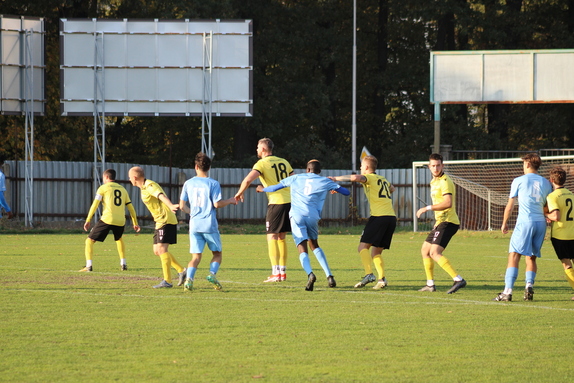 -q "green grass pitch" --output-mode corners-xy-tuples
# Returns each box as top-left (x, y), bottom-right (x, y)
(1, 230), (573, 382)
